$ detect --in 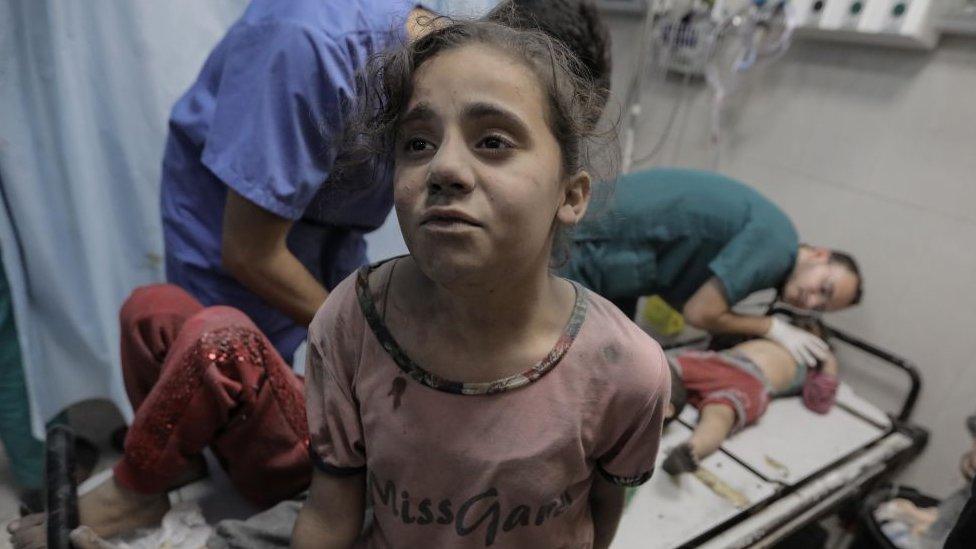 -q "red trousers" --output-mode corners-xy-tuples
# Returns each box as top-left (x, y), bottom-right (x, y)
(113, 284), (311, 507)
